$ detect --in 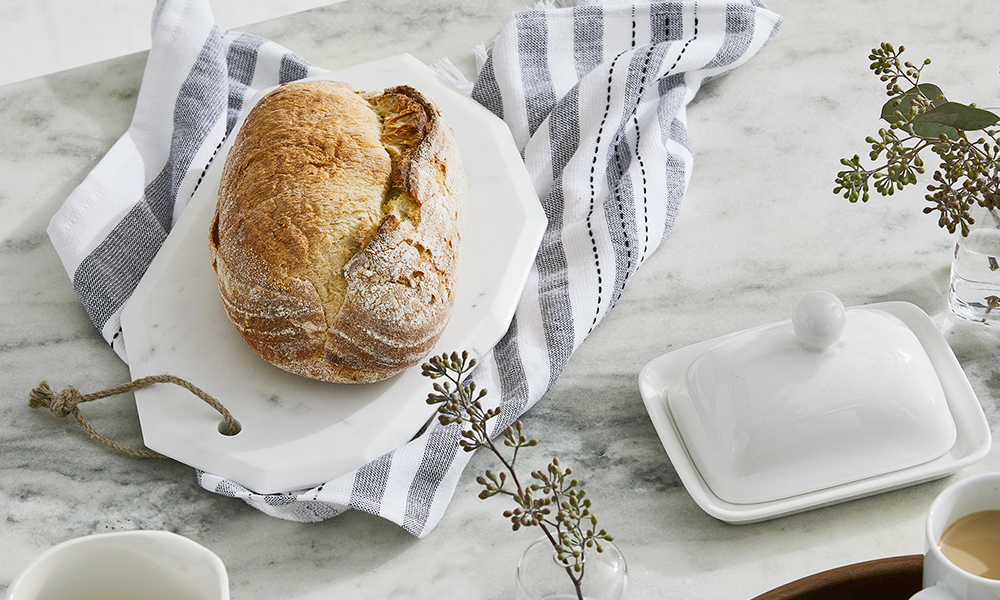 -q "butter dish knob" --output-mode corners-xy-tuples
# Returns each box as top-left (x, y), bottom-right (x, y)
(792, 291), (846, 351)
